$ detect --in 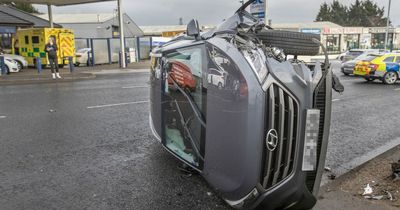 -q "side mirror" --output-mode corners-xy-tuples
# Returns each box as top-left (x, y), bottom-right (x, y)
(187, 19), (200, 40)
